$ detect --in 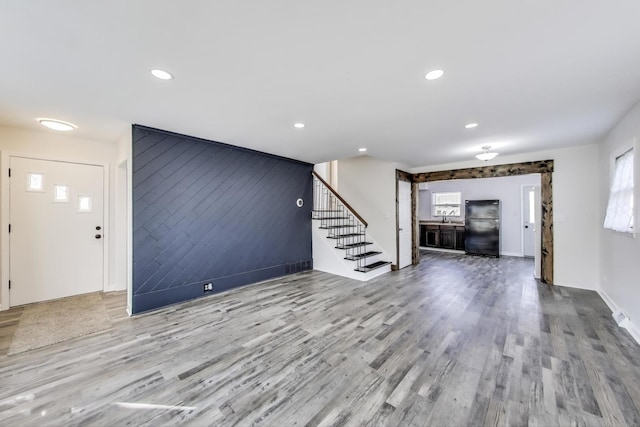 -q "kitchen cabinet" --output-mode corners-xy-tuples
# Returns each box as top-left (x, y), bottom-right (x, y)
(420, 223), (465, 251)
(423, 225), (439, 247)
(455, 227), (466, 251)
(439, 226), (455, 249)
